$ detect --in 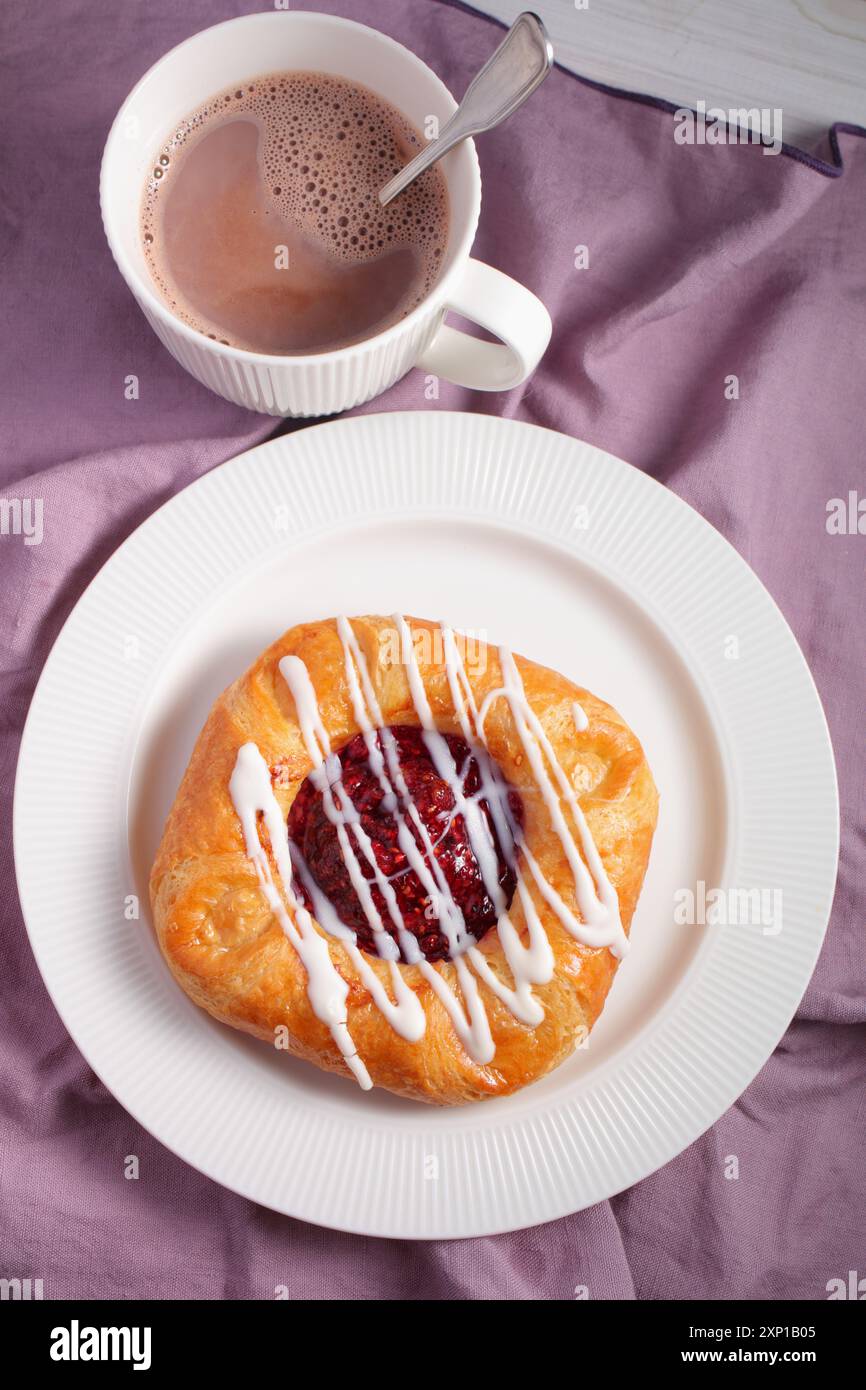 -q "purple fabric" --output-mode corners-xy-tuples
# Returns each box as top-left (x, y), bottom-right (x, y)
(2, 0), (863, 1301)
